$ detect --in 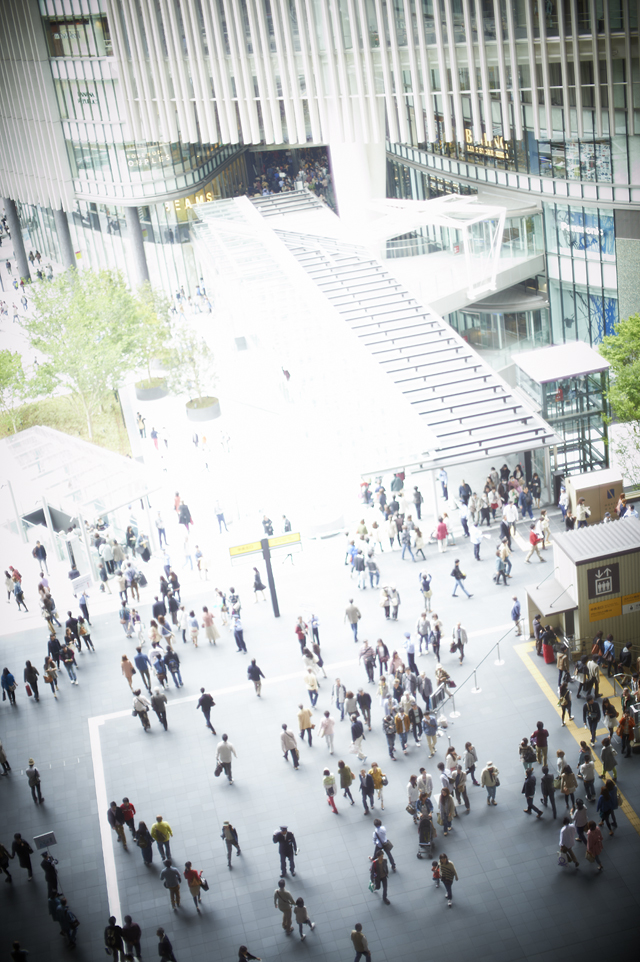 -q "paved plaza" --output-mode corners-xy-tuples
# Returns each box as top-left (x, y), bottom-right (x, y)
(1, 506), (639, 962)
